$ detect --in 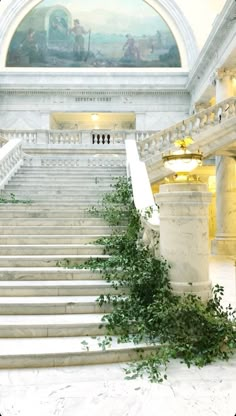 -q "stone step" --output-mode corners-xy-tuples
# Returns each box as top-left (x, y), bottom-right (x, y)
(0, 202), (111, 207)
(0, 244), (105, 255)
(0, 336), (154, 369)
(0, 218), (109, 226)
(0, 267), (104, 281)
(0, 254), (109, 267)
(0, 196), (106, 202)
(4, 186), (112, 192)
(0, 295), (112, 314)
(0, 235), (109, 245)
(0, 314), (107, 337)
(9, 178), (117, 184)
(0, 225), (123, 235)
(0, 210), (104, 219)
(0, 280), (116, 296)
(1, 192), (109, 199)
